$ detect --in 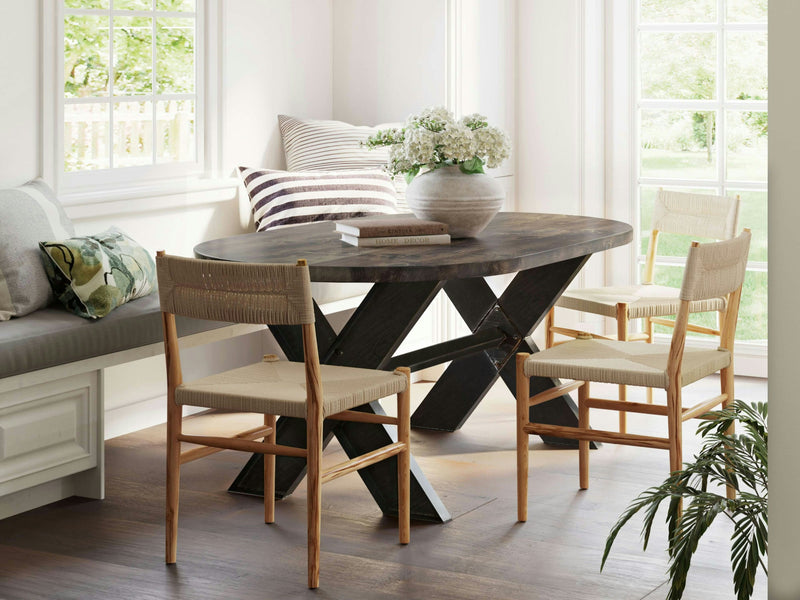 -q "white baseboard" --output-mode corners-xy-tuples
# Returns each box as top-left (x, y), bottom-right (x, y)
(104, 394), (206, 440)
(0, 469), (102, 520)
